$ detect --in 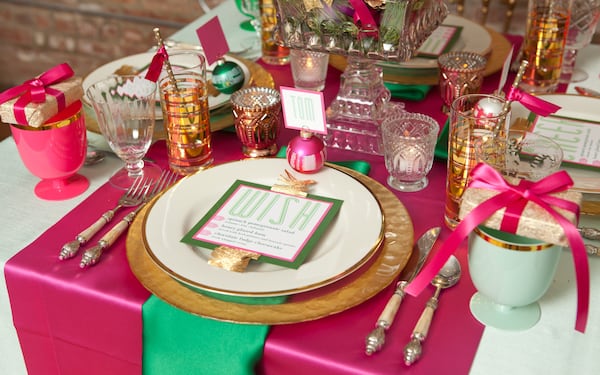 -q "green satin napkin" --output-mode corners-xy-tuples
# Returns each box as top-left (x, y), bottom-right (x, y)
(143, 296), (268, 375)
(434, 118), (450, 160)
(142, 153), (371, 374)
(384, 82), (431, 101)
